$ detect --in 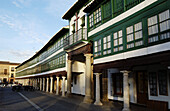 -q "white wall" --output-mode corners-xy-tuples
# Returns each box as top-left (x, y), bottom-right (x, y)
(69, 6), (87, 34)
(71, 61), (85, 95)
